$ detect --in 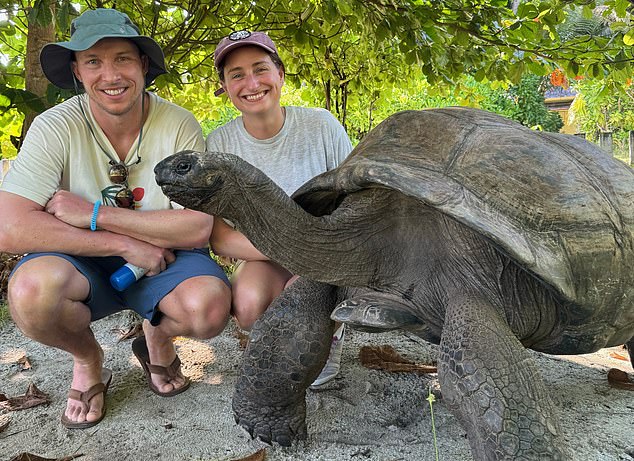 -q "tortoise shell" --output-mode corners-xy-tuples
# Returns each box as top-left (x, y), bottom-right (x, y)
(294, 107), (634, 335)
